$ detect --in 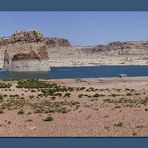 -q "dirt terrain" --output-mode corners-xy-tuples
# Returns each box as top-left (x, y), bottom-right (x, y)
(0, 77), (147, 136)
